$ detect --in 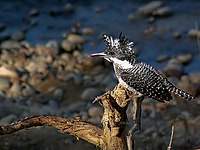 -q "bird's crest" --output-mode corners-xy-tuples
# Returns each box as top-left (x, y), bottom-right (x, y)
(102, 33), (134, 56)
